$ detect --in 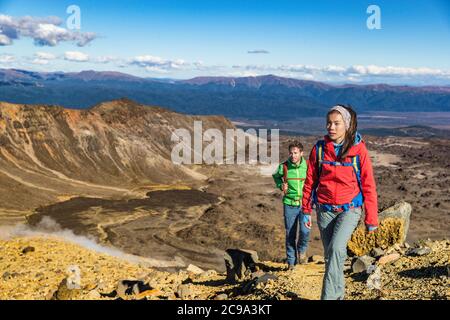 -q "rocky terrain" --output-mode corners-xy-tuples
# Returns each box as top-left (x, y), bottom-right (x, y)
(0, 231), (448, 300)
